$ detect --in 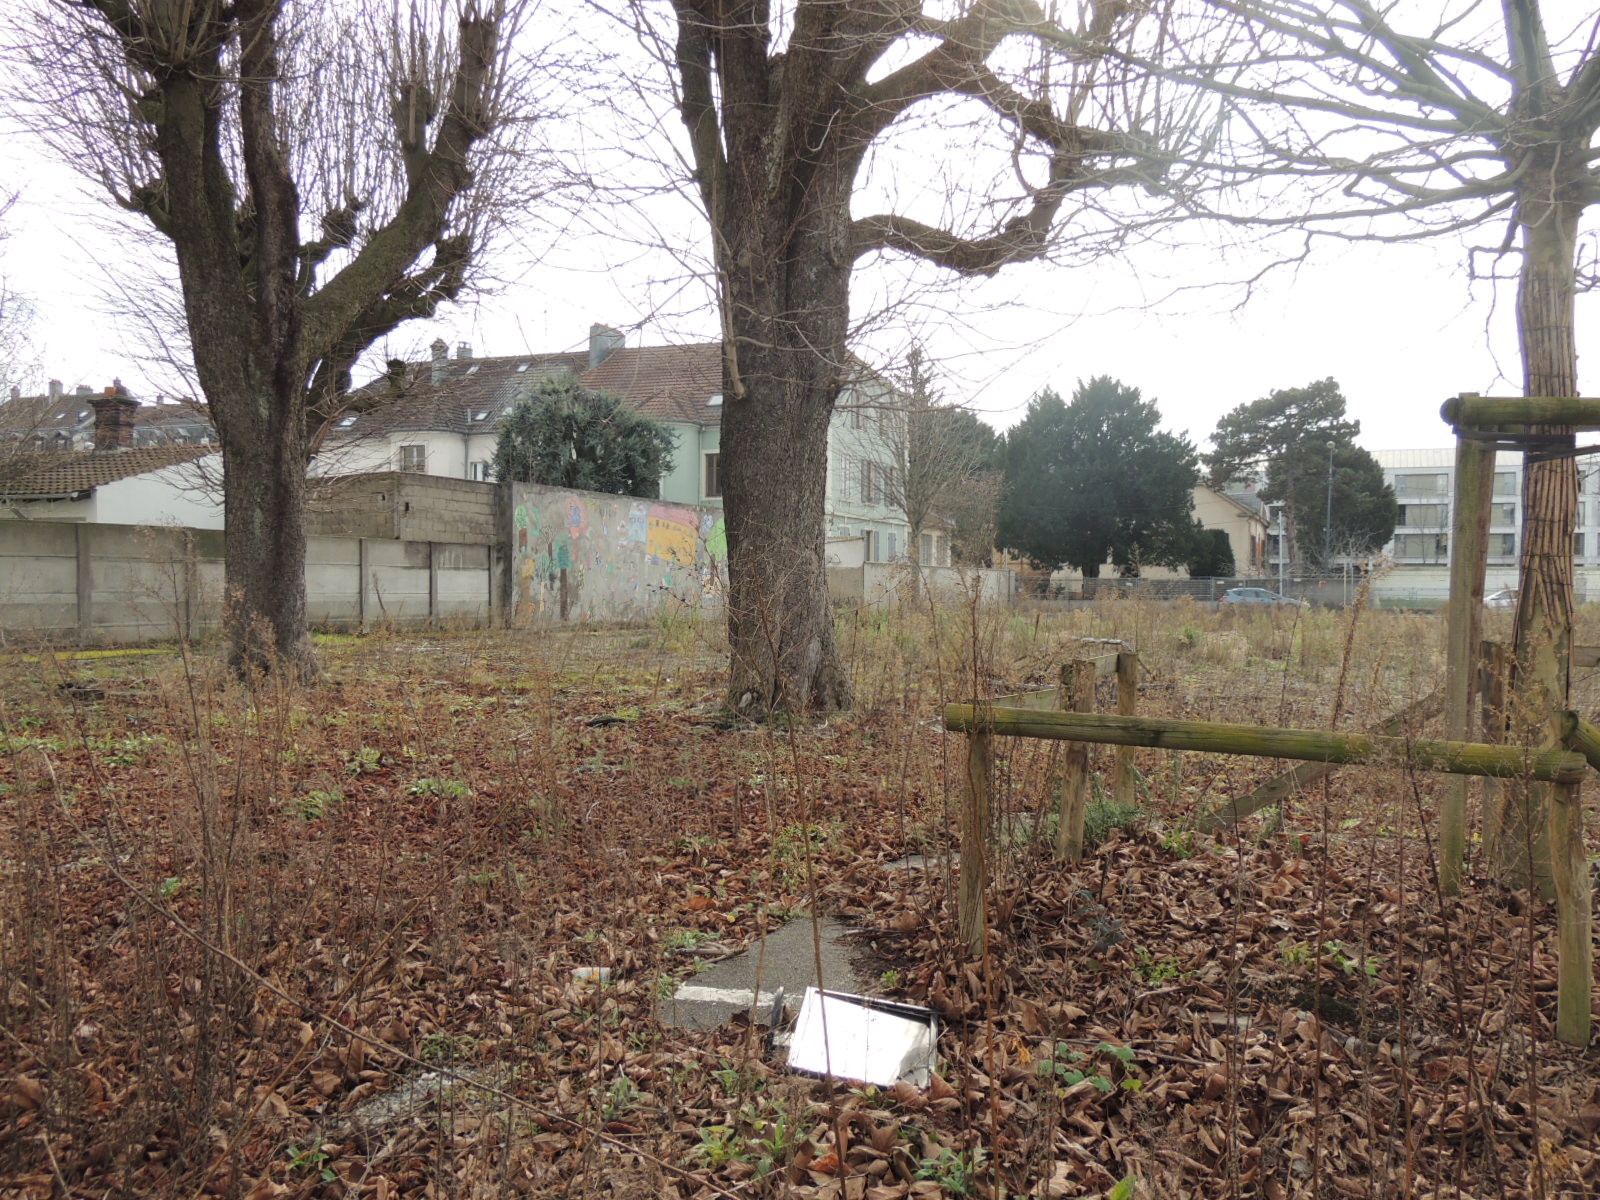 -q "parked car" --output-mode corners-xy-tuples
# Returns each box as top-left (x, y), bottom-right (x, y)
(1484, 588), (1518, 609)
(1219, 587), (1308, 610)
